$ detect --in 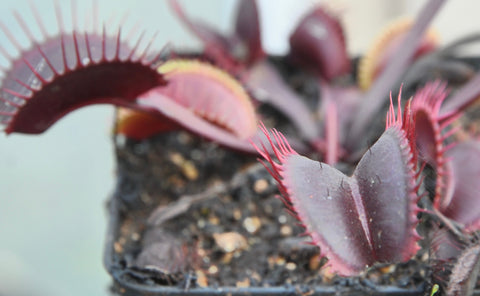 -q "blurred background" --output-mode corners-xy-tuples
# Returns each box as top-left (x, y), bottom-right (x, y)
(0, 0), (479, 295)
